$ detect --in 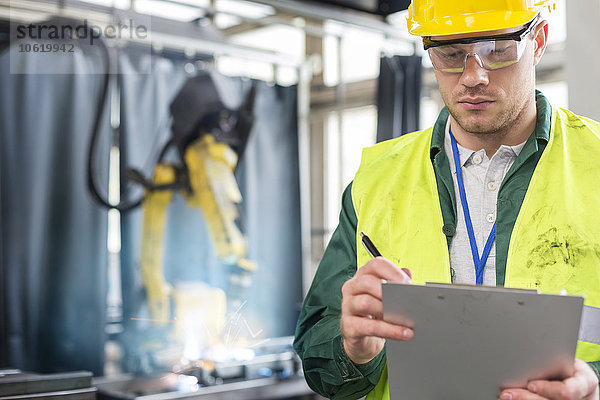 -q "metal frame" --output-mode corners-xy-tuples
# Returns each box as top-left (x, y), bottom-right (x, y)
(566, 0), (600, 121)
(1, 0), (414, 56)
(250, 0), (407, 40)
(159, 0), (332, 38)
(94, 374), (324, 400)
(297, 56), (314, 296)
(0, 0), (301, 67)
